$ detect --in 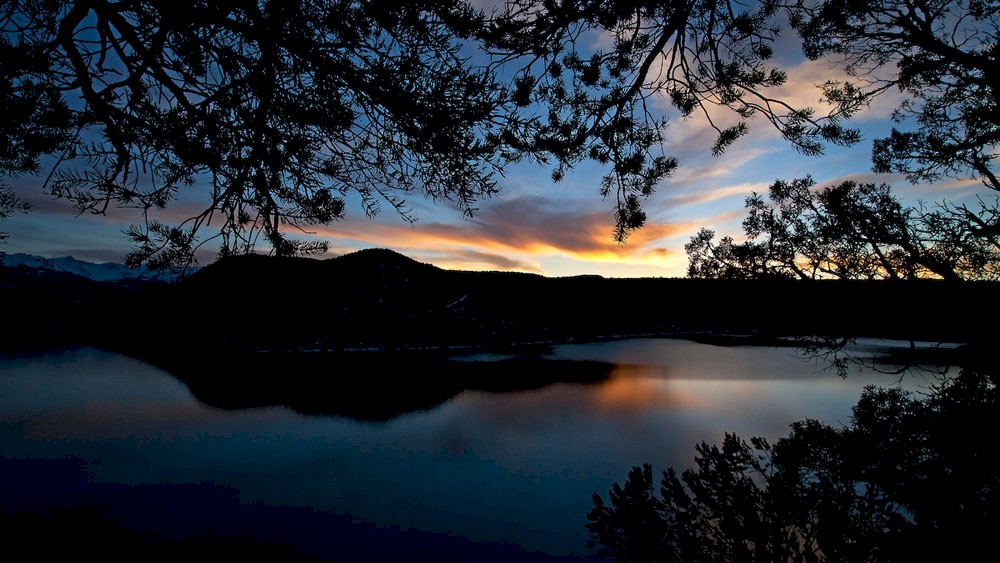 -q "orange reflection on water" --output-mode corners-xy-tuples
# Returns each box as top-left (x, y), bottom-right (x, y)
(591, 365), (709, 413)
